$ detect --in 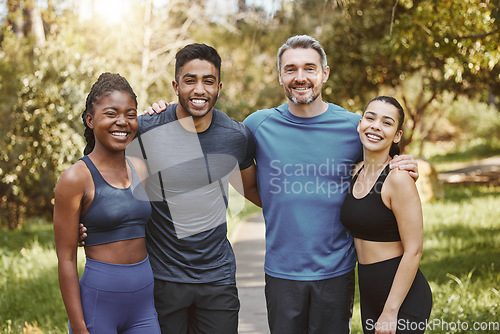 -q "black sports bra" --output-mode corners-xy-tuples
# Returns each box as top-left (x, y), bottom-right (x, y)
(340, 164), (401, 242)
(80, 156), (152, 246)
